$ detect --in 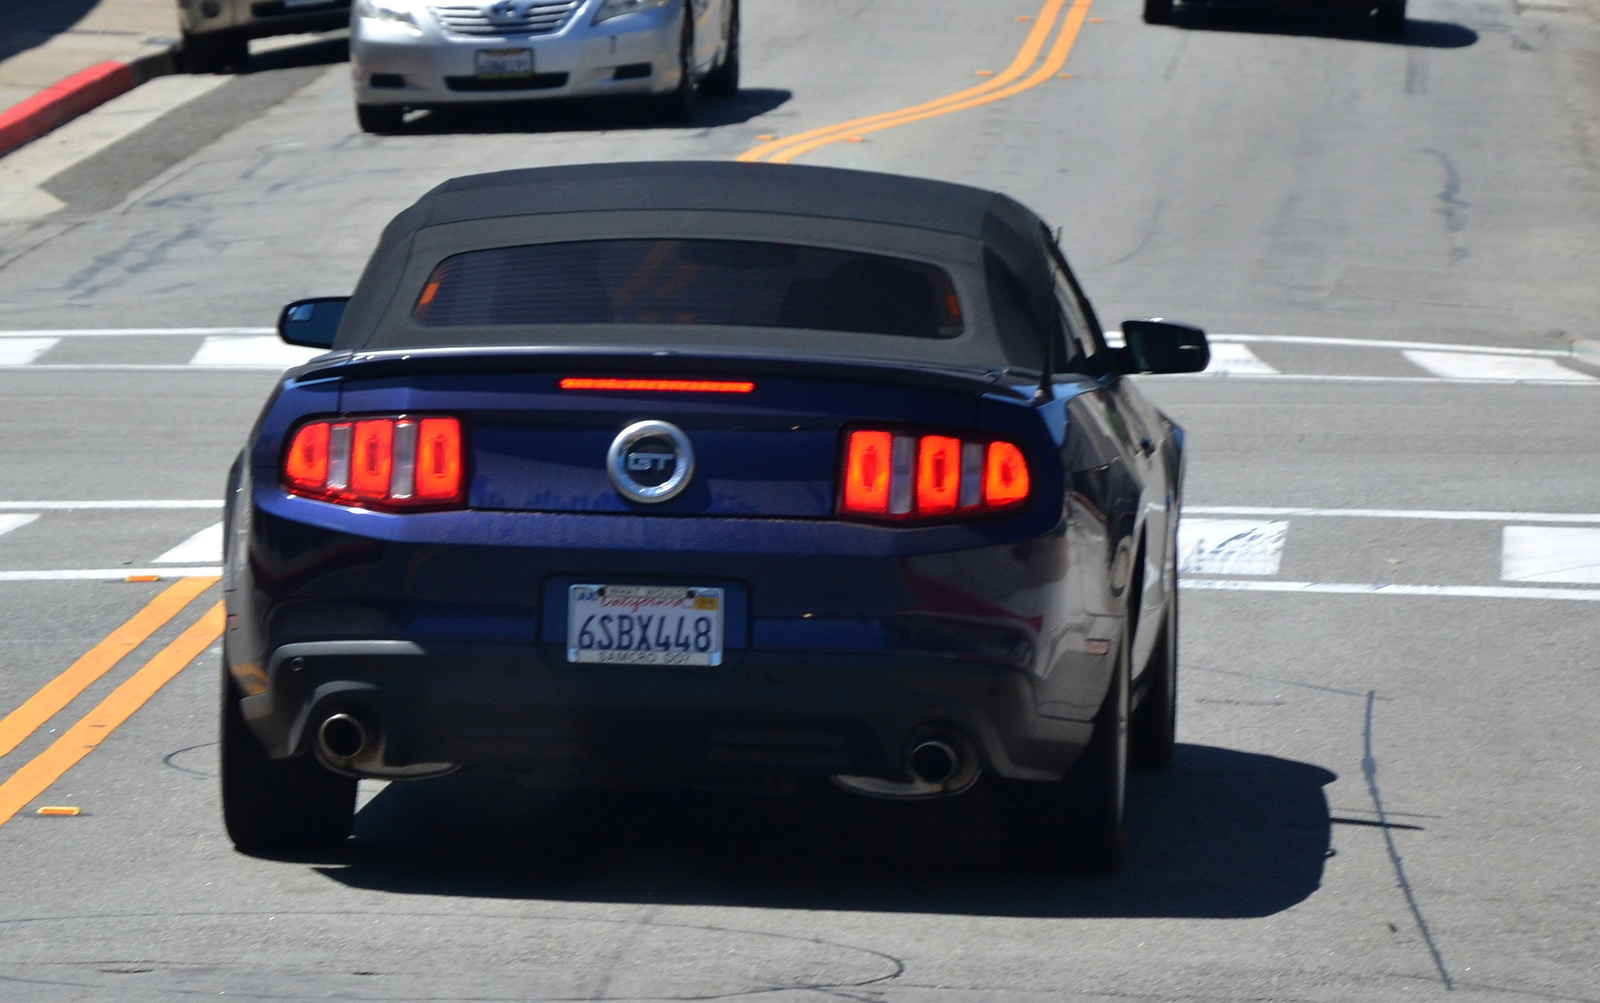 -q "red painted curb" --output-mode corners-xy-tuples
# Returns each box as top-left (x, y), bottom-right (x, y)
(0, 60), (138, 161)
